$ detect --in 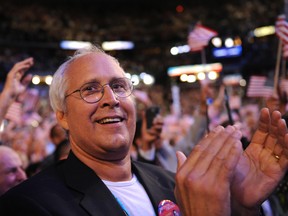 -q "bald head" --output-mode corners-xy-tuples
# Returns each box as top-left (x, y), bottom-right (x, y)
(0, 146), (27, 196)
